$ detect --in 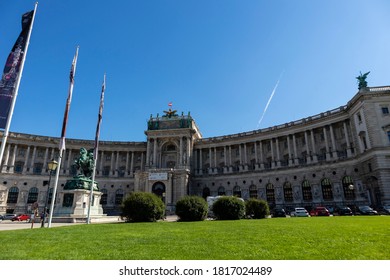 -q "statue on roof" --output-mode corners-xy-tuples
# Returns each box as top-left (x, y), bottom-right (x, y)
(163, 108), (178, 118)
(356, 71), (370, 90)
